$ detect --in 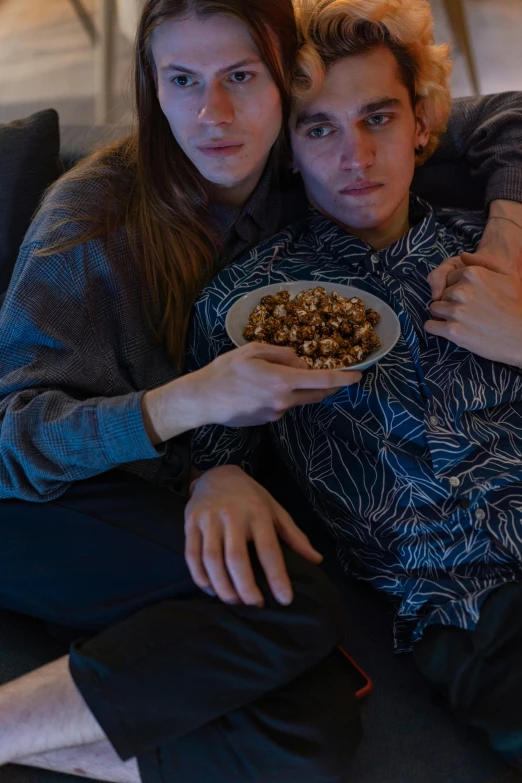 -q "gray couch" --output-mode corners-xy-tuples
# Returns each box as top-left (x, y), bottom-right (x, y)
(0, 116), (520, 783)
